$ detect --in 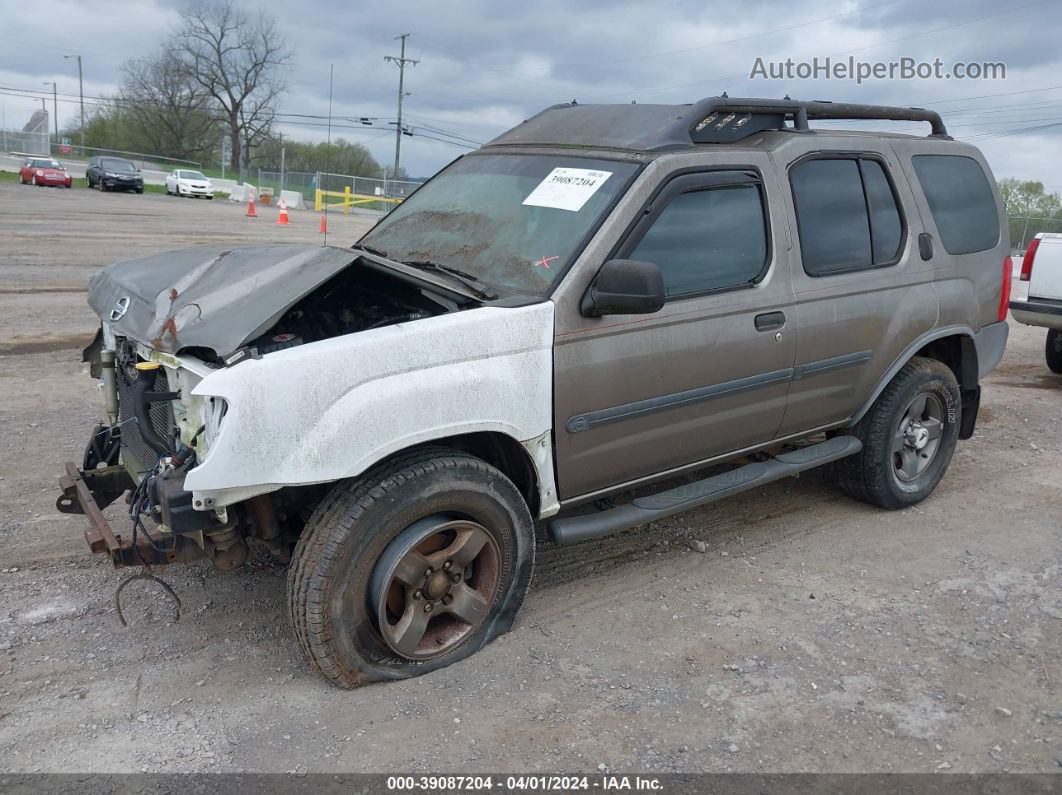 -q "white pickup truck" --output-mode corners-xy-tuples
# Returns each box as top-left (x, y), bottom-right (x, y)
(1010, 232), (1062, 373)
